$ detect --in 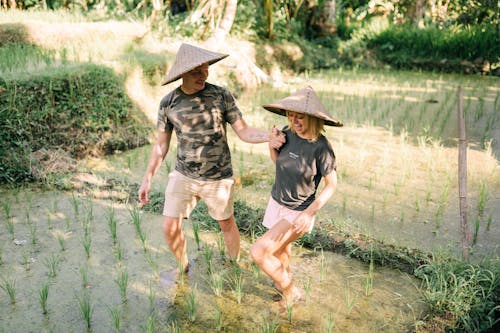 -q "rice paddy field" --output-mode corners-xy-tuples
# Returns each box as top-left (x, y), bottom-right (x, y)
(1, 12), (499, 333)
